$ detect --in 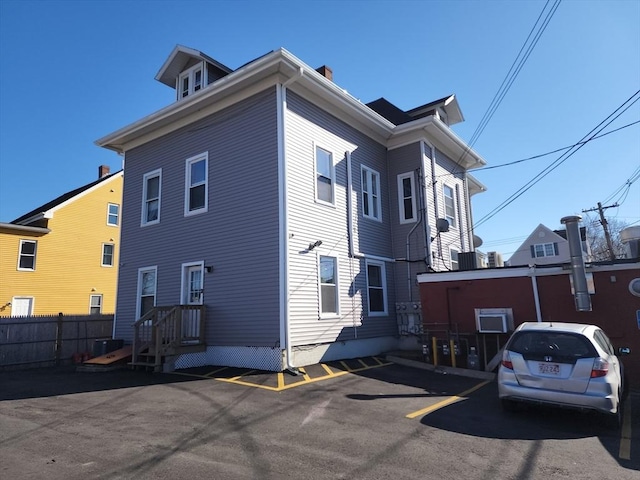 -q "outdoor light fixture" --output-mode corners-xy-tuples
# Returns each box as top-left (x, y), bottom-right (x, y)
(205, 266), (214, 273)
(308, 240), (323, 251)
